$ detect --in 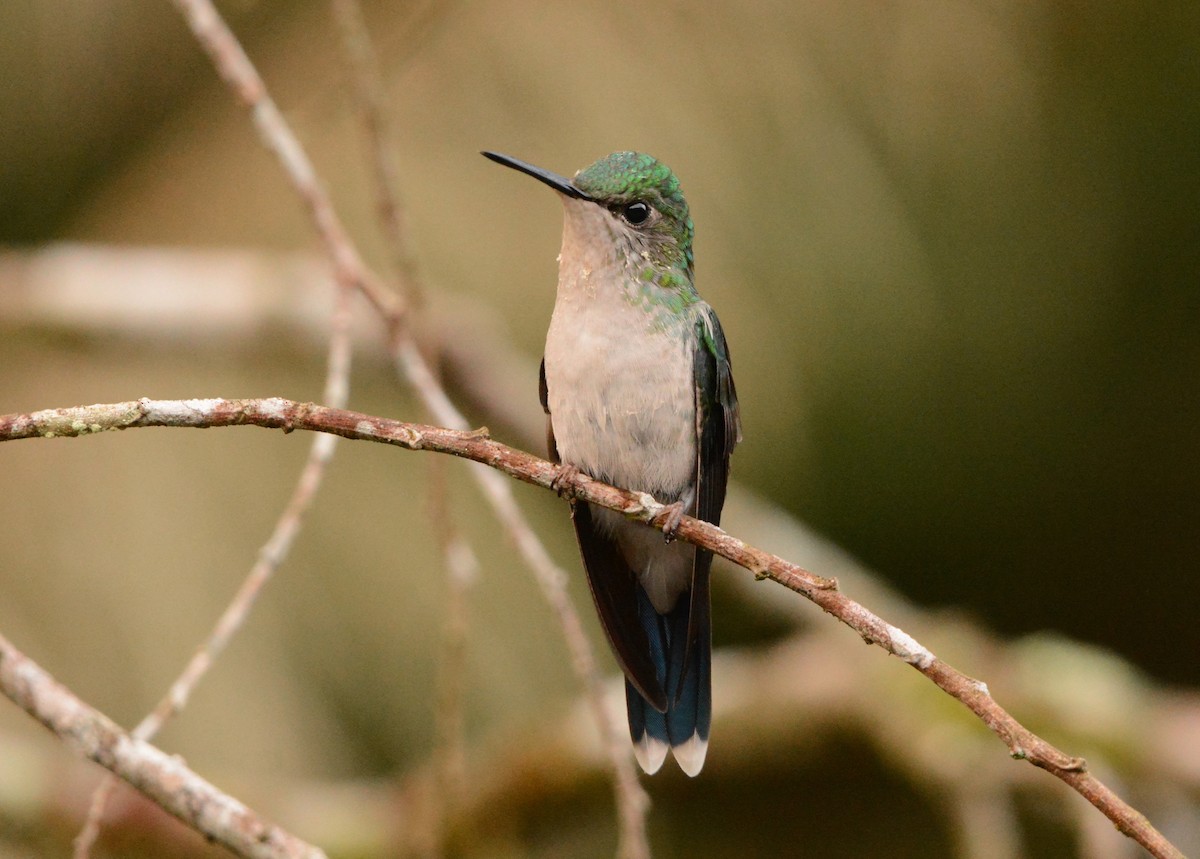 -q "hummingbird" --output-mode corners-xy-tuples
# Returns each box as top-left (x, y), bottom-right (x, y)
(483, 150), (741, 776)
